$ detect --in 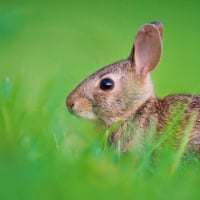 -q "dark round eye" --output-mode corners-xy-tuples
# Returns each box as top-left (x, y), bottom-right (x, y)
(100, 78), (114, 91)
